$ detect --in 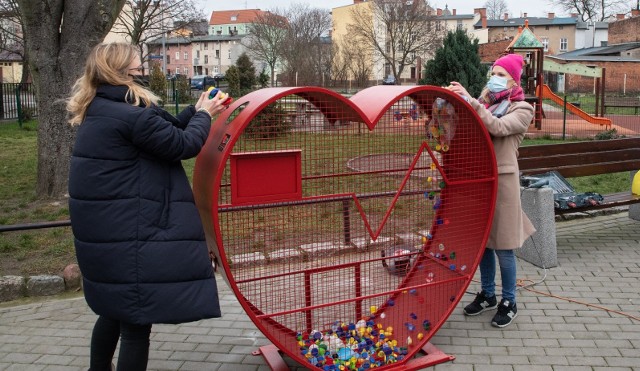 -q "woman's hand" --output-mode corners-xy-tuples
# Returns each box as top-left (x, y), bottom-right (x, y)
(197, 91), (230, 117)
(447, 82), (472, 101)
(194, 91), (207, 111)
